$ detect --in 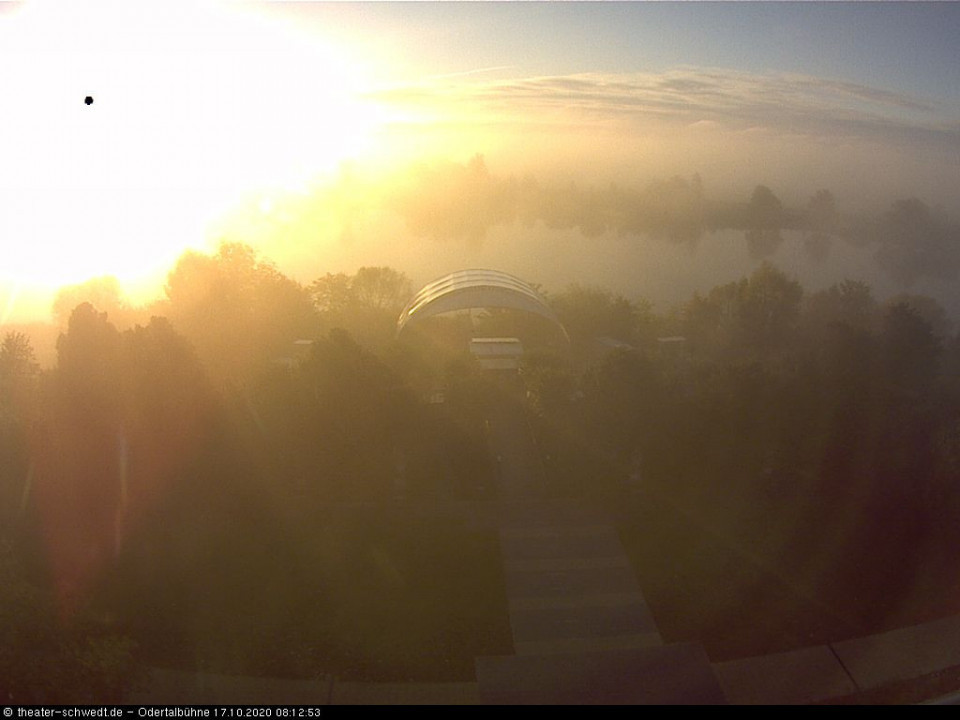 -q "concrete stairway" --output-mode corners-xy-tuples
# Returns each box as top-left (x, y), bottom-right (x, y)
(477, 500), (726, 704)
